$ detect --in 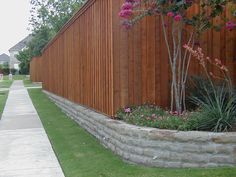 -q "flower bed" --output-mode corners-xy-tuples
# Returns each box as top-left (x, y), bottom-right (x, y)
(44, 90), (236, 168)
